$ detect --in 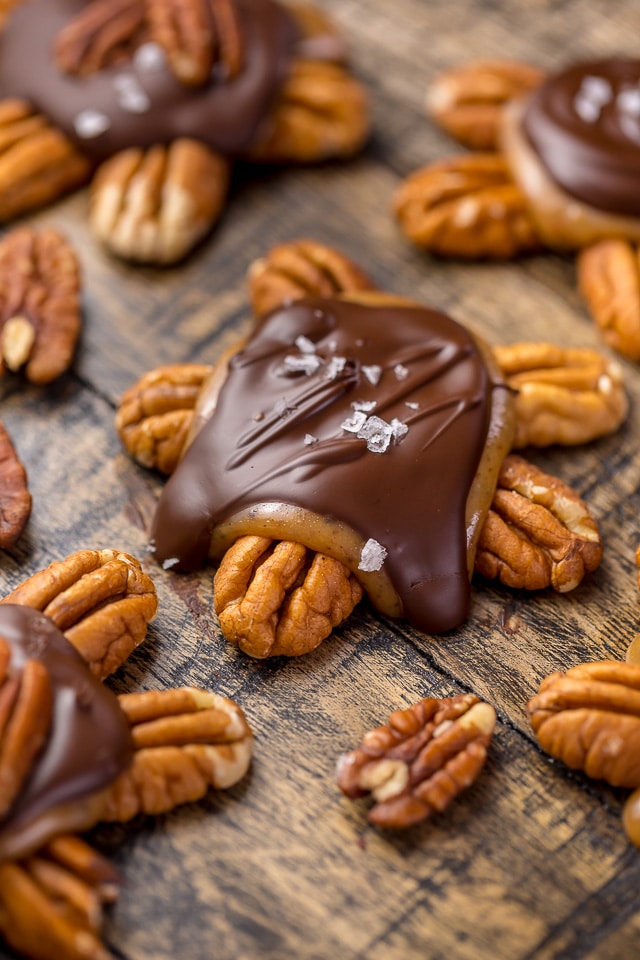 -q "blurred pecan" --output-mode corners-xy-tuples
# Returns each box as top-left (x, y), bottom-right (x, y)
(336, 694), (496, 828)
(148, 0), (243, 87)
(493, 341), (628, 447)
(0, 637), (52, 818)
(578, 239), (640, 363)
(213, 535), (363, 658)
(0, 420), (31, 548)
(248, 239), (376, 318)
(528, 661), (640, 787)
(0, 100), (91, 222)
(475, 454), (602, 592)
(54, 0), (147, 76)
(90, 139), (230, 264)
(102, 687), (253, 819)
(2, 549), (158, 679)
(0, 227), (82, 384)
(247, 59), (369, 163)
(426, 59), (545, 150)
(394, 153), (541, 258)
(0, 835), (119, 960)
(116, 362), (212, 474)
